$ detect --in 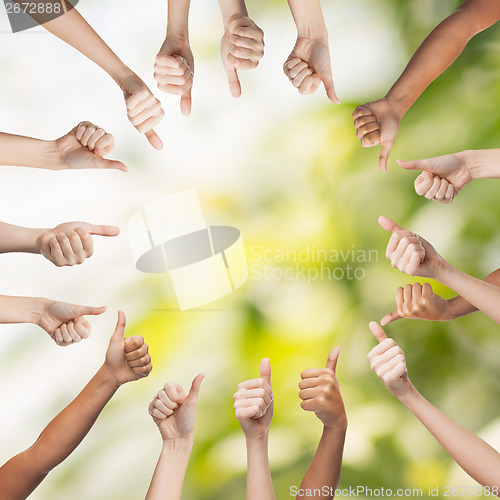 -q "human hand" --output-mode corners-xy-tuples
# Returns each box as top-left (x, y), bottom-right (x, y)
(378, 216), (444, 279)
(37, 299), (106, 346)
(154, 36), (194, 116)
(120, 73), (165, 150)
(37, 221), (119, 267)
(54, 122), (127, 172)
(367, 322), (413, 399)
(221, 15), (264, 98)
(381, 283), (454, 325)
(353, 97), (401, 172)
(104, 311), (153, 386)
(149, 374), (205, 441)
(283, 36), (338, 102)
(234, 358), (273, 441)
(299, 347), (347, 429)
(398, 153), (473, 203)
